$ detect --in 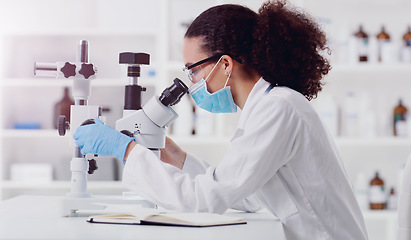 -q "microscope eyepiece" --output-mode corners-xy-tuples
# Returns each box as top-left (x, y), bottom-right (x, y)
(159, 78), (188, 106)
